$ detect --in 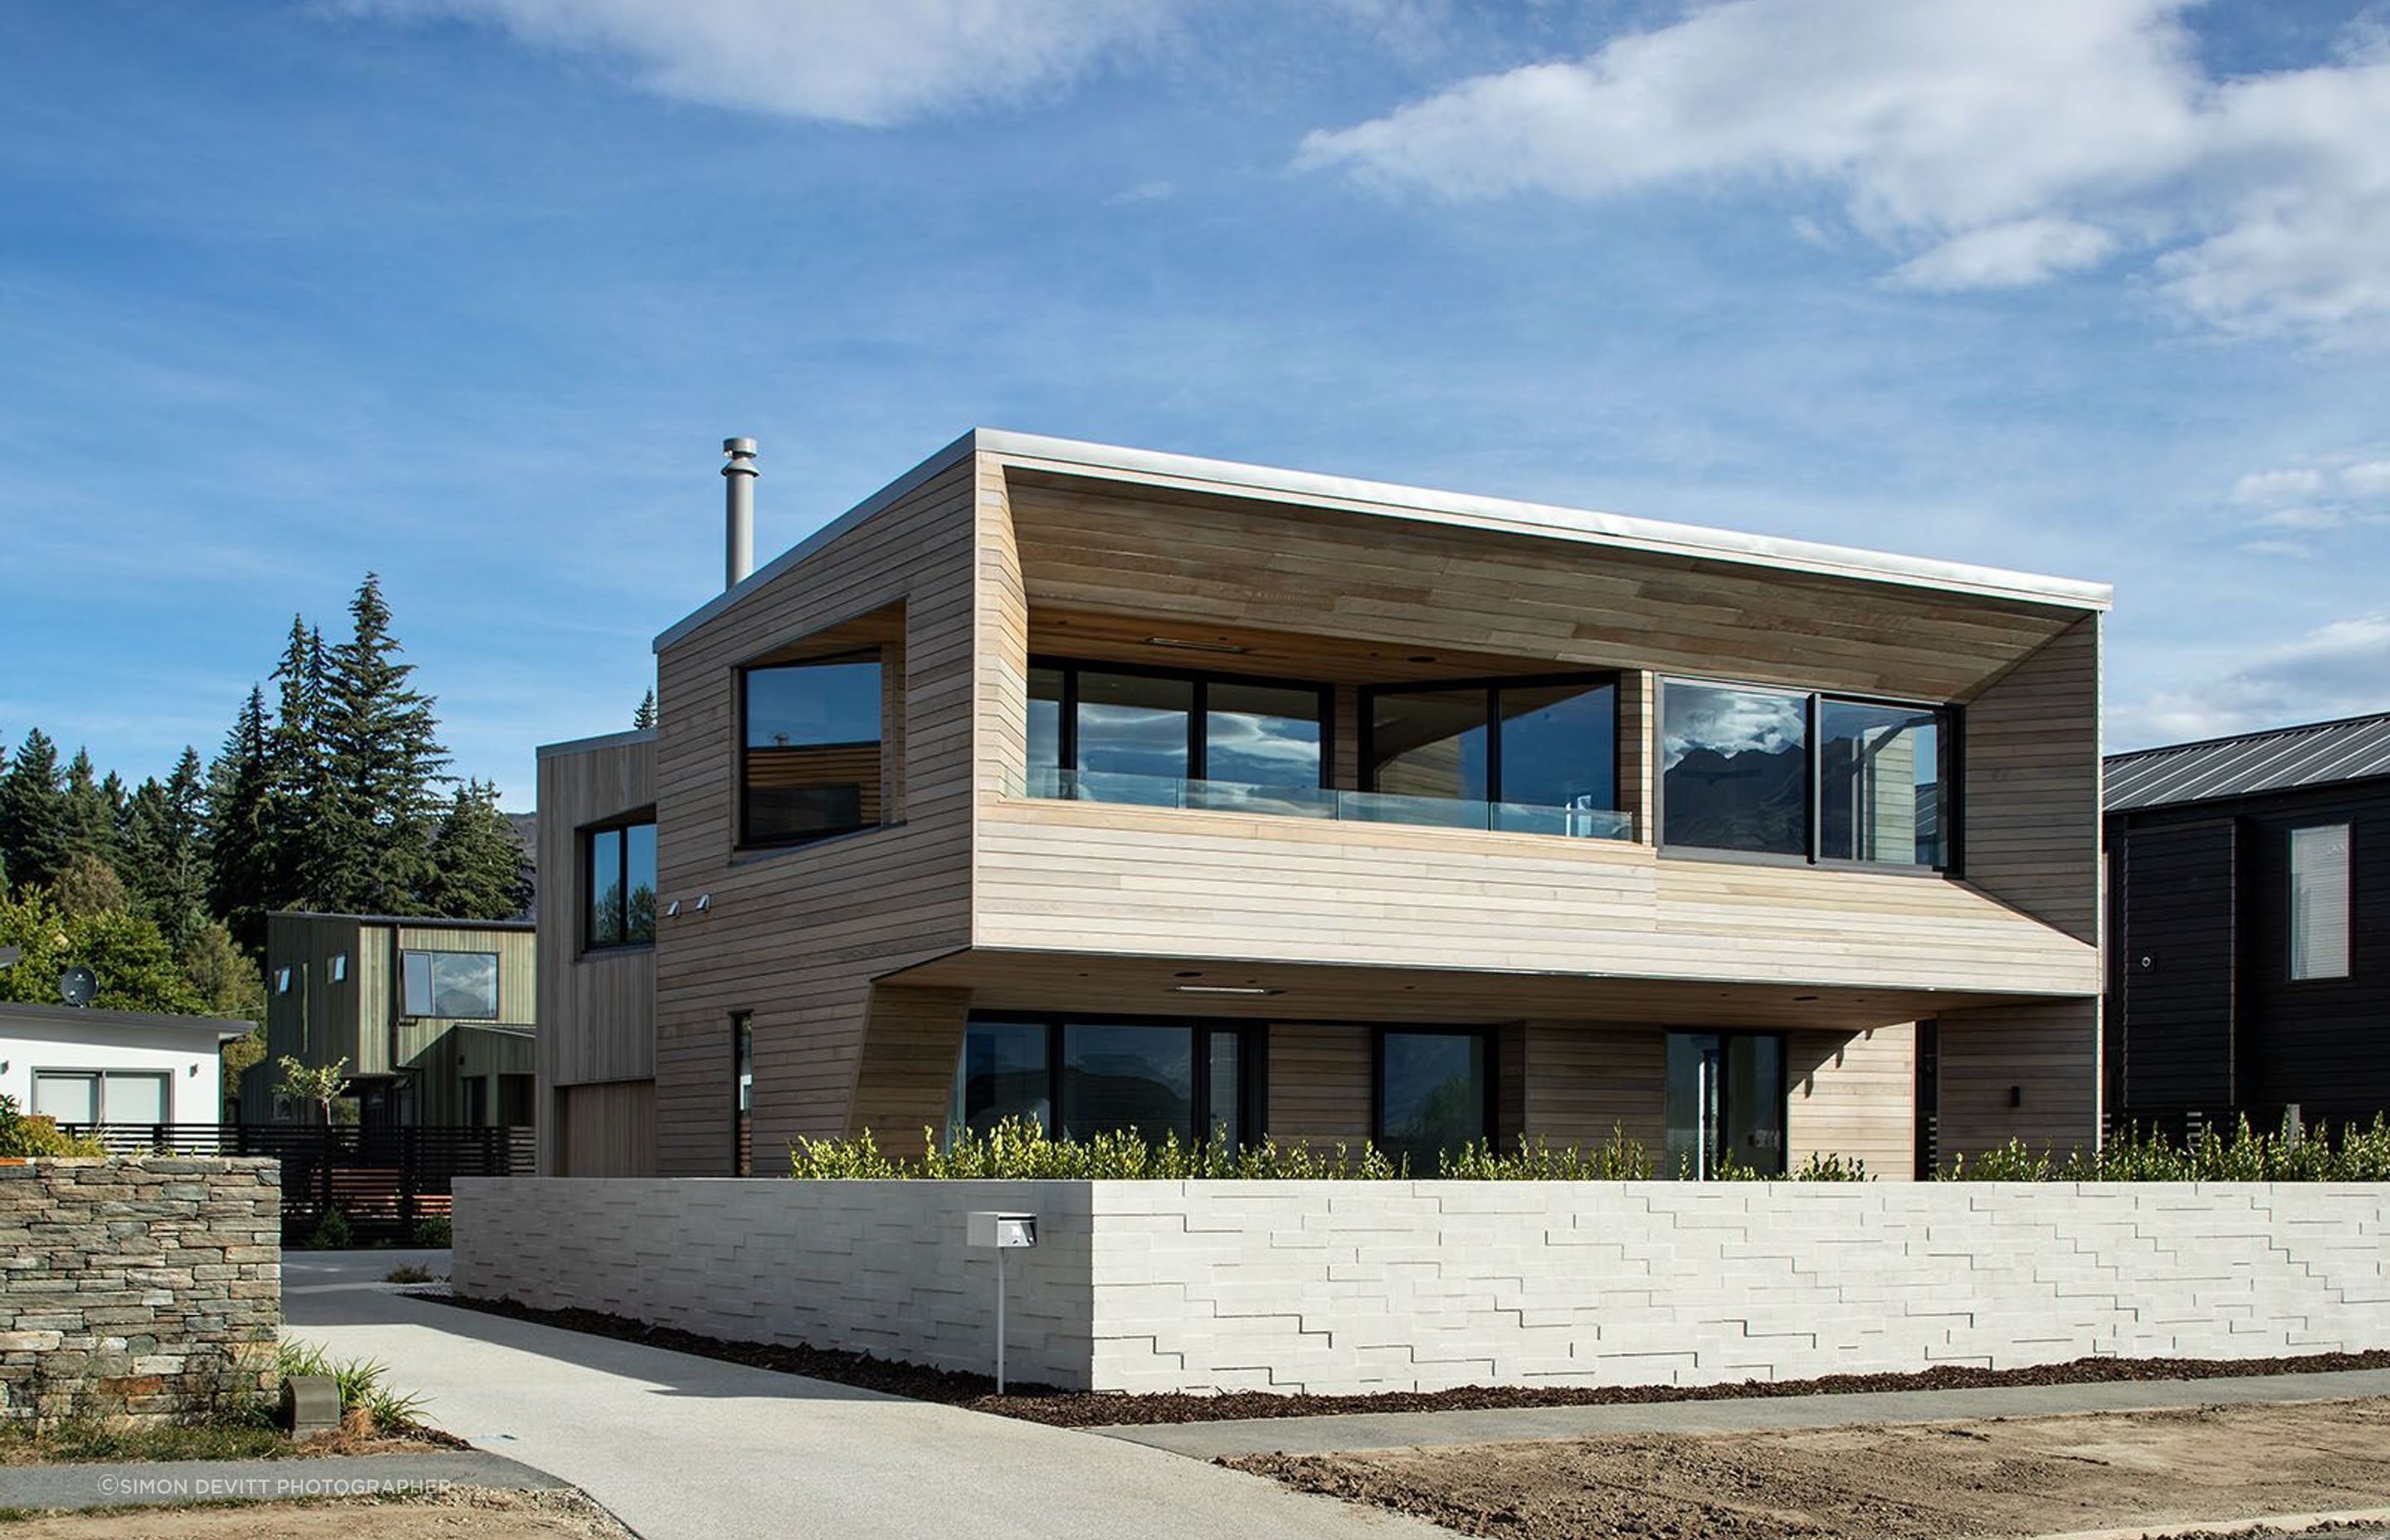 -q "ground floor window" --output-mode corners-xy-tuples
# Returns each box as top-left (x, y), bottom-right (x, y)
(1663, 1031), (1785, 1178)
(34, 1070), (171, 1125)
(950, 1016), (1255, 1148)
(1375, 1029), (1491, 1173)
